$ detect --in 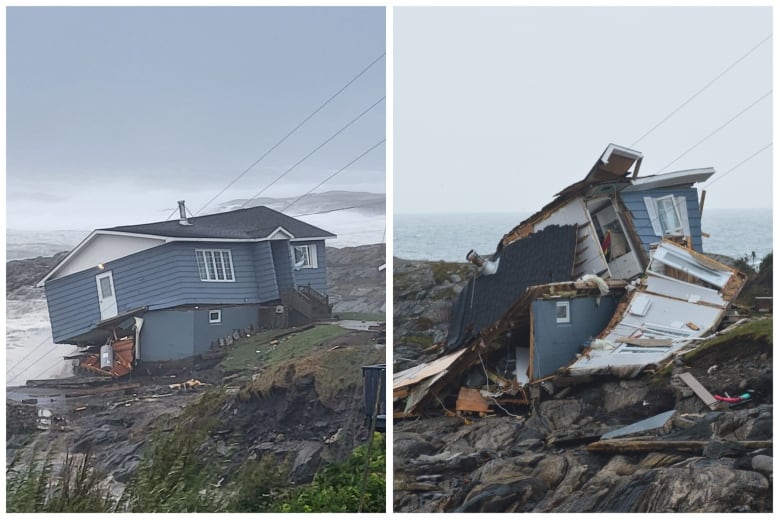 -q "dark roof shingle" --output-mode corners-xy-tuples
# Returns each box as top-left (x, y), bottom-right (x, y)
(447, 224), (578, 347)
(102, 206), (335, 240)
